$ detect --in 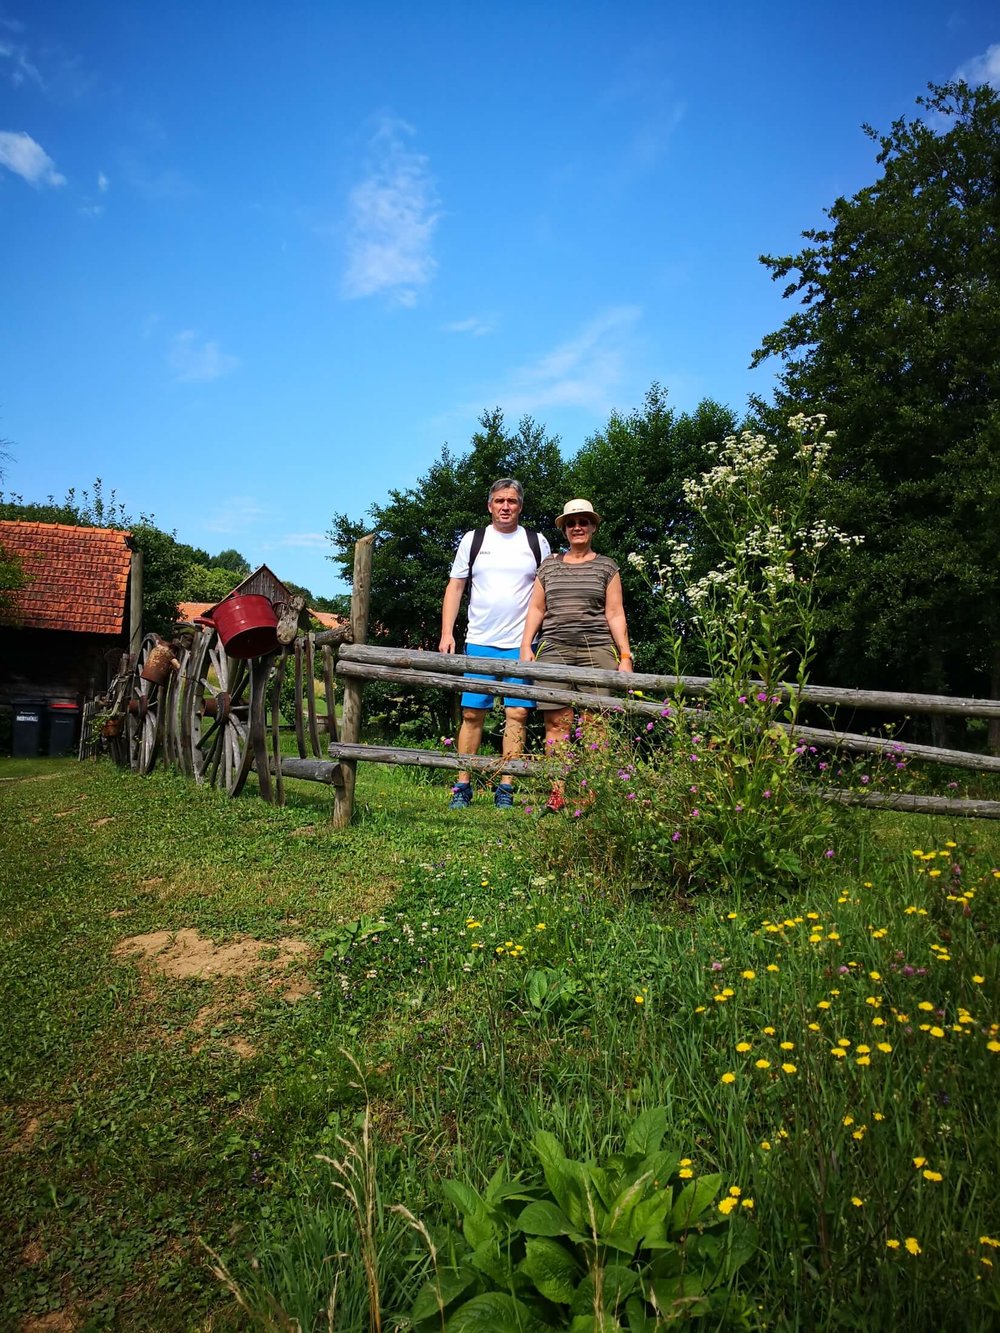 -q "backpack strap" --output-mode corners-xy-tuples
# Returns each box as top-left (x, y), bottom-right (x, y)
(468, 527), (543, 575)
